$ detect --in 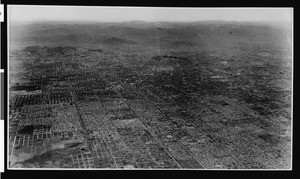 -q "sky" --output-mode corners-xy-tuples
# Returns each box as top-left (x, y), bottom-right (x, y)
(8, 6), (293, 22)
